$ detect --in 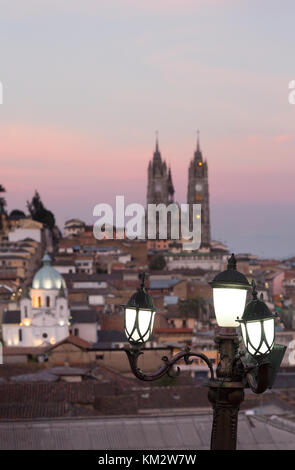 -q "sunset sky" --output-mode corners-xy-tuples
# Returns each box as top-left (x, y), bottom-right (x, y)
(0, 0), (294, 258)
